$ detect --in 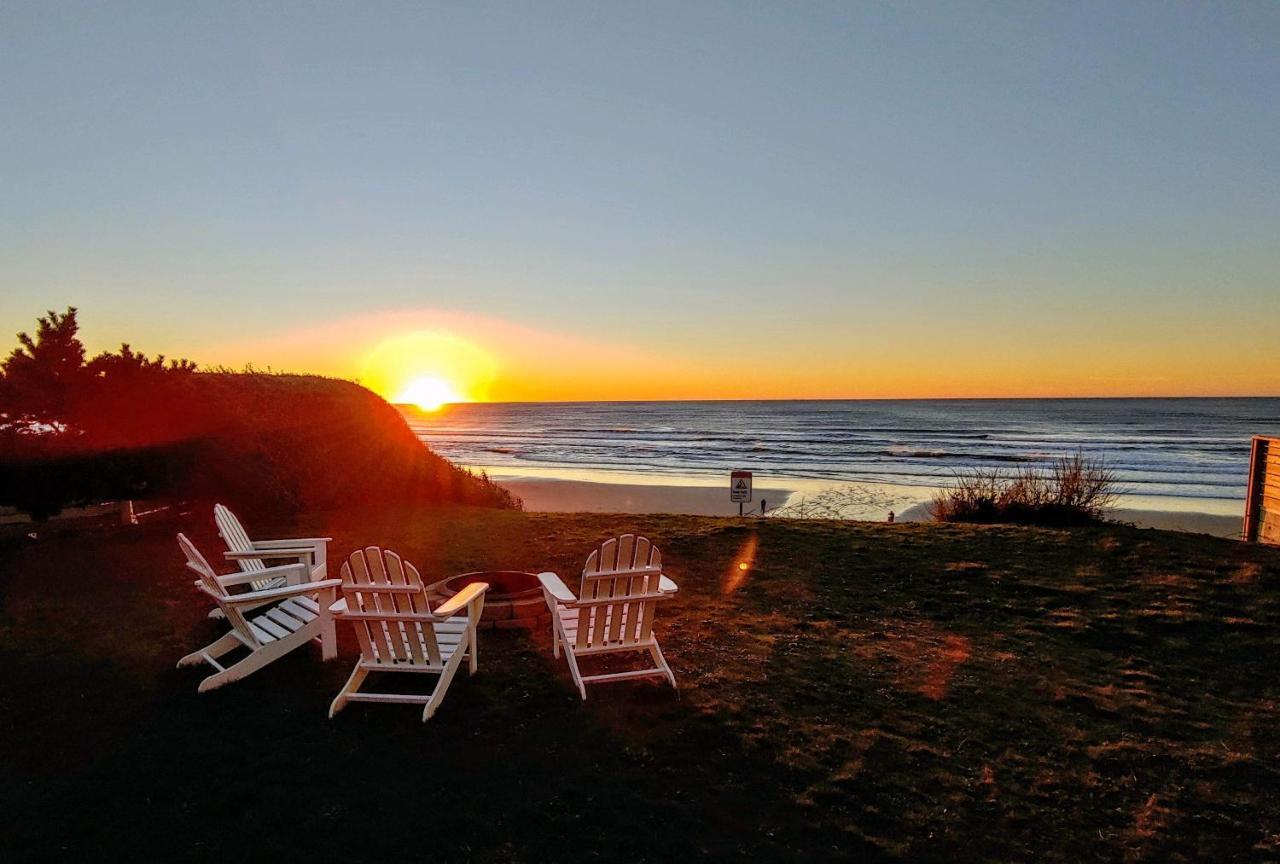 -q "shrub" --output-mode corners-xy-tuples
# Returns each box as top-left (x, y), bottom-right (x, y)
(931, 453), (1120, 527)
